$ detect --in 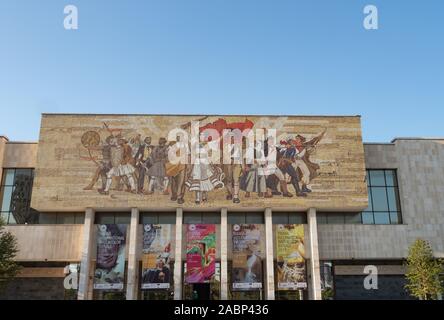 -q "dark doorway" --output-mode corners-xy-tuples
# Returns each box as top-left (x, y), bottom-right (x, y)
(192, 283), (210, 300)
